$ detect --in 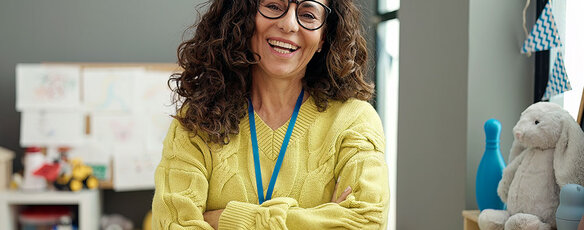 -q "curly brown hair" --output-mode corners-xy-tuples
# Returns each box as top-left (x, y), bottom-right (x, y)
(169, 0), (374, 144)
